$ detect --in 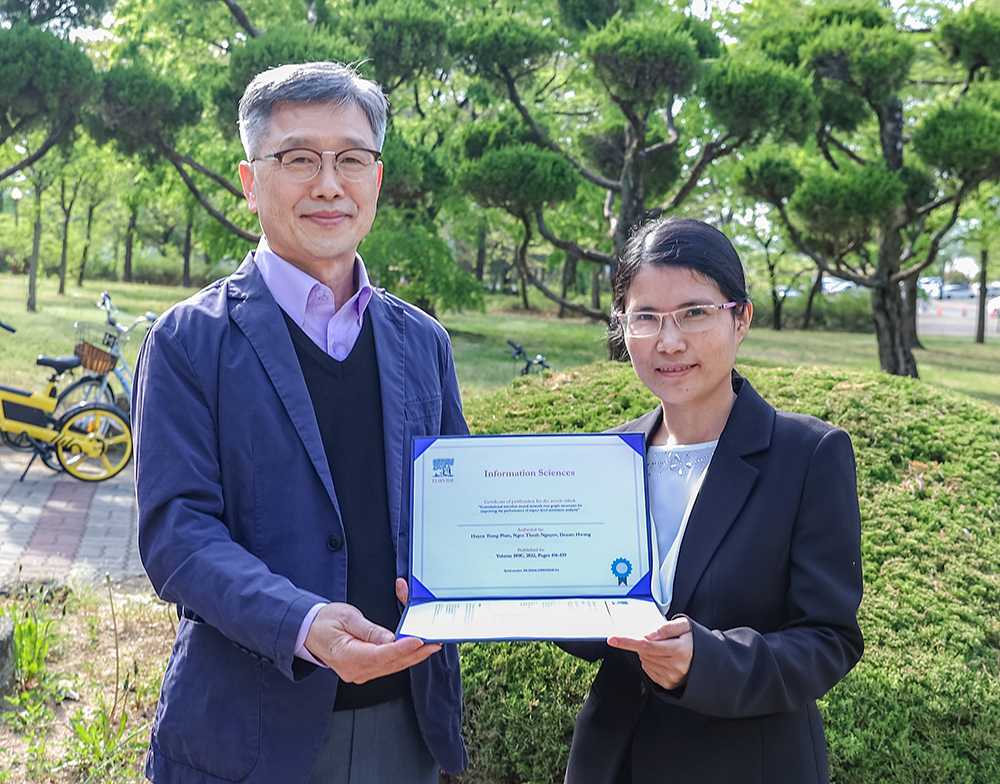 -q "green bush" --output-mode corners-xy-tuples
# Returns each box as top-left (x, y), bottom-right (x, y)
(456, 364), (1000, 784)
(752, 288), (876, 333)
